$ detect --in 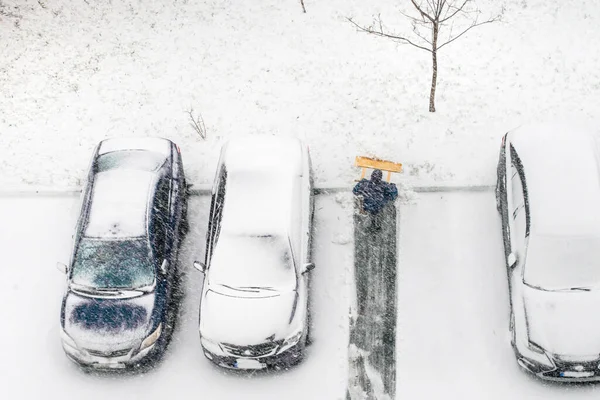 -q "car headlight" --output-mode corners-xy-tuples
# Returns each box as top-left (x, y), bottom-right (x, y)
(279, 330), (303, 352)
(200, 335), (223, 355)
(525, 341), (555, 368)
(60, 329), (78, 349)
(140, 323), (162, 351)
(528, 341), (545, 354)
